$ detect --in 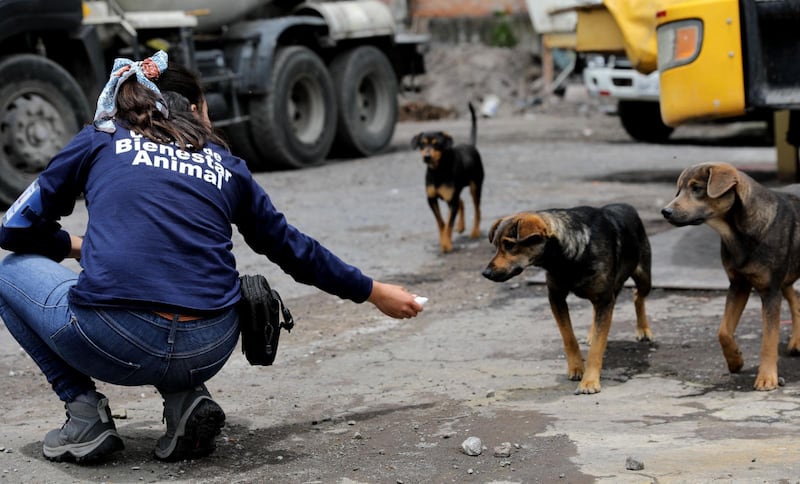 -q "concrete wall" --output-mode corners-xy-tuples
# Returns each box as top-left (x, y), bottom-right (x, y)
(411, 0), (527, 17)
(390, 0), (539, 52)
